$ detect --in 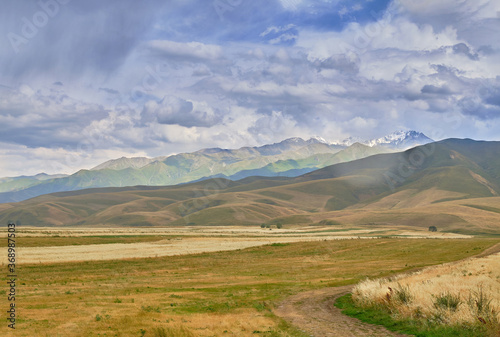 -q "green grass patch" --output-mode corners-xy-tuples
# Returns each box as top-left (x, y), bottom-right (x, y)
(269, 243), (290, 247)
